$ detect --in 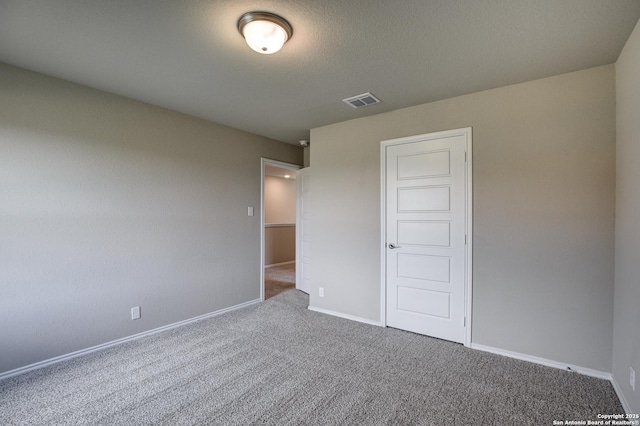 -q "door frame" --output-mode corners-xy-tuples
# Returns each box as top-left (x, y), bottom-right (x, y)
(260, 158), (302, 301)
(379, 127), (473, 346)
